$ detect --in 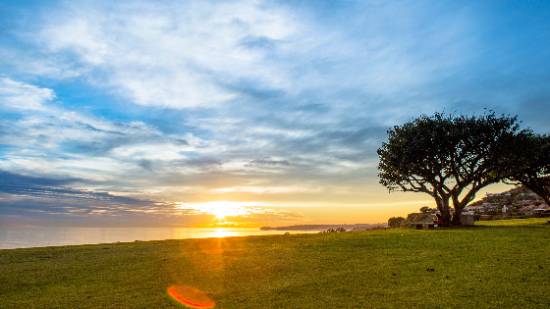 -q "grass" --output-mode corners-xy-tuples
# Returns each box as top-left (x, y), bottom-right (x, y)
(1, 219), (549, 308)
(476, 217), (550, 226)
